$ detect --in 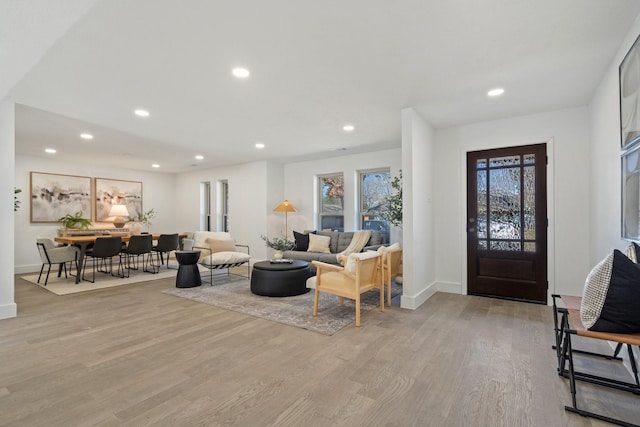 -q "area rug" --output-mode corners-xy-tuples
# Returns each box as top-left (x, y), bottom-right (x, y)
(21, 265), (178, 295)
(162, 277), (401, 336)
